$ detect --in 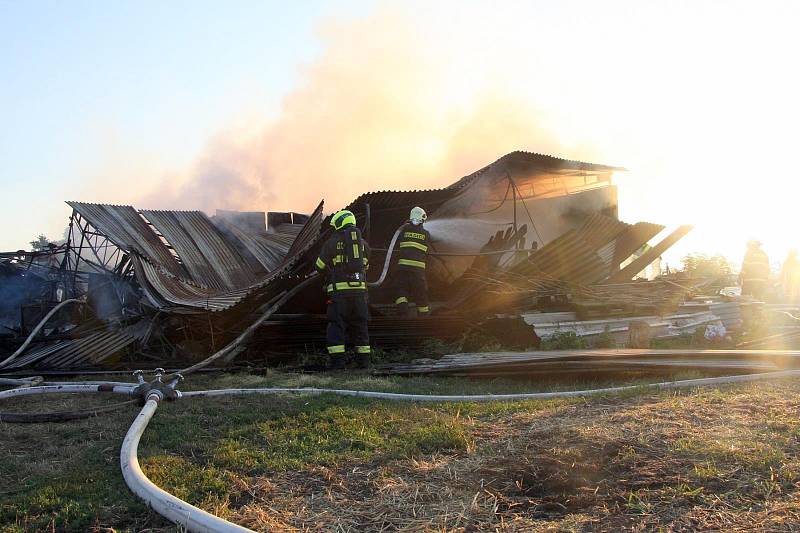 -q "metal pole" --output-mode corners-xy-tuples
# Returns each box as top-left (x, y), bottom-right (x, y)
(510, 174), (518, 239)
(364, 202), (371, 241)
